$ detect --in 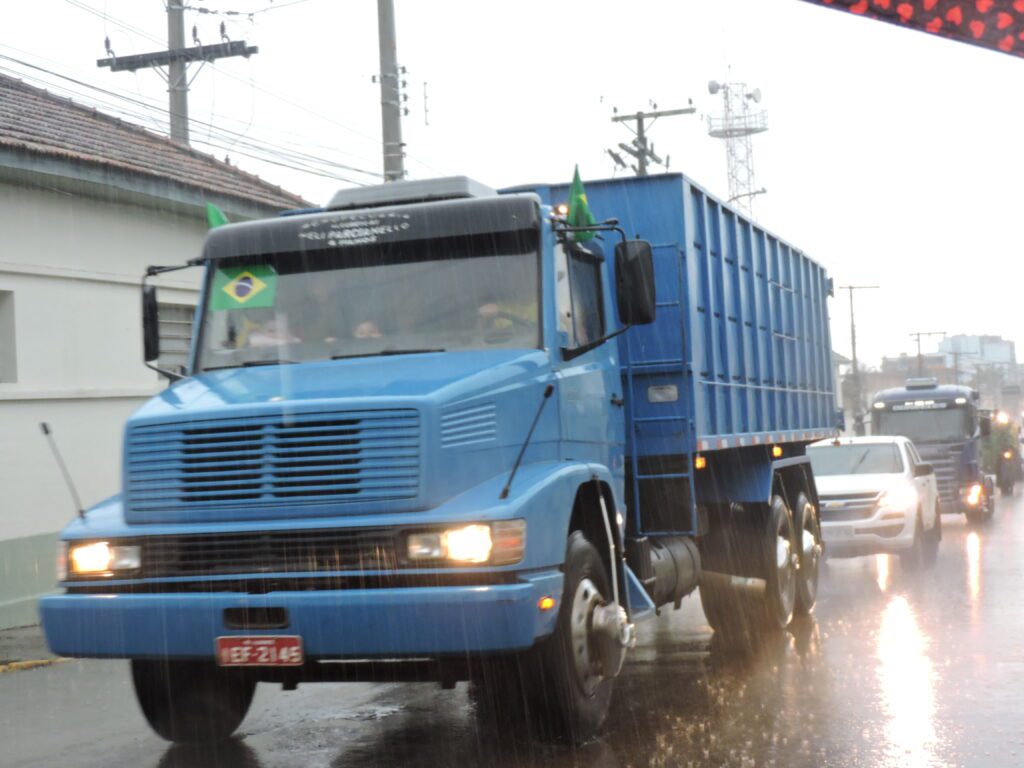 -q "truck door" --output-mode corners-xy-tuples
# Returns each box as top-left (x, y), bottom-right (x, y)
(552, 242), (624, 472)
